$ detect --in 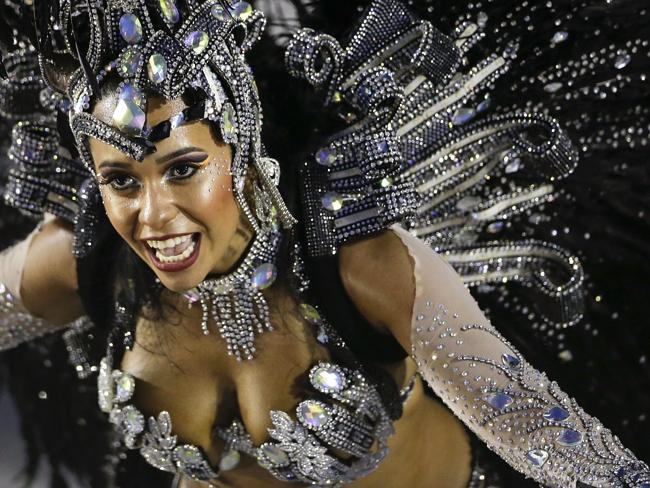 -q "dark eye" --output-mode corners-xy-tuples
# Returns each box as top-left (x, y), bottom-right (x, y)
(169, 162), (199, 180)
(100, 173), (138, 191)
